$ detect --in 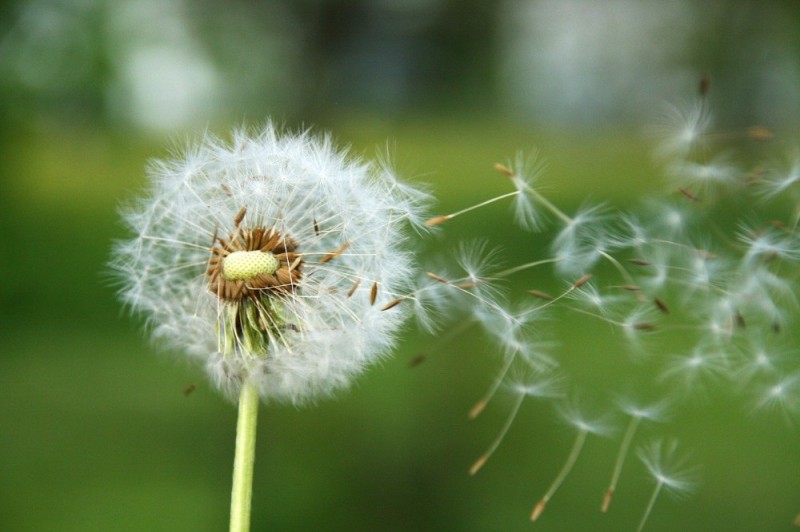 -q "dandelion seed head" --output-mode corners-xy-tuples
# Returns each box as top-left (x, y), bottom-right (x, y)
(112, 123), (428, 405)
